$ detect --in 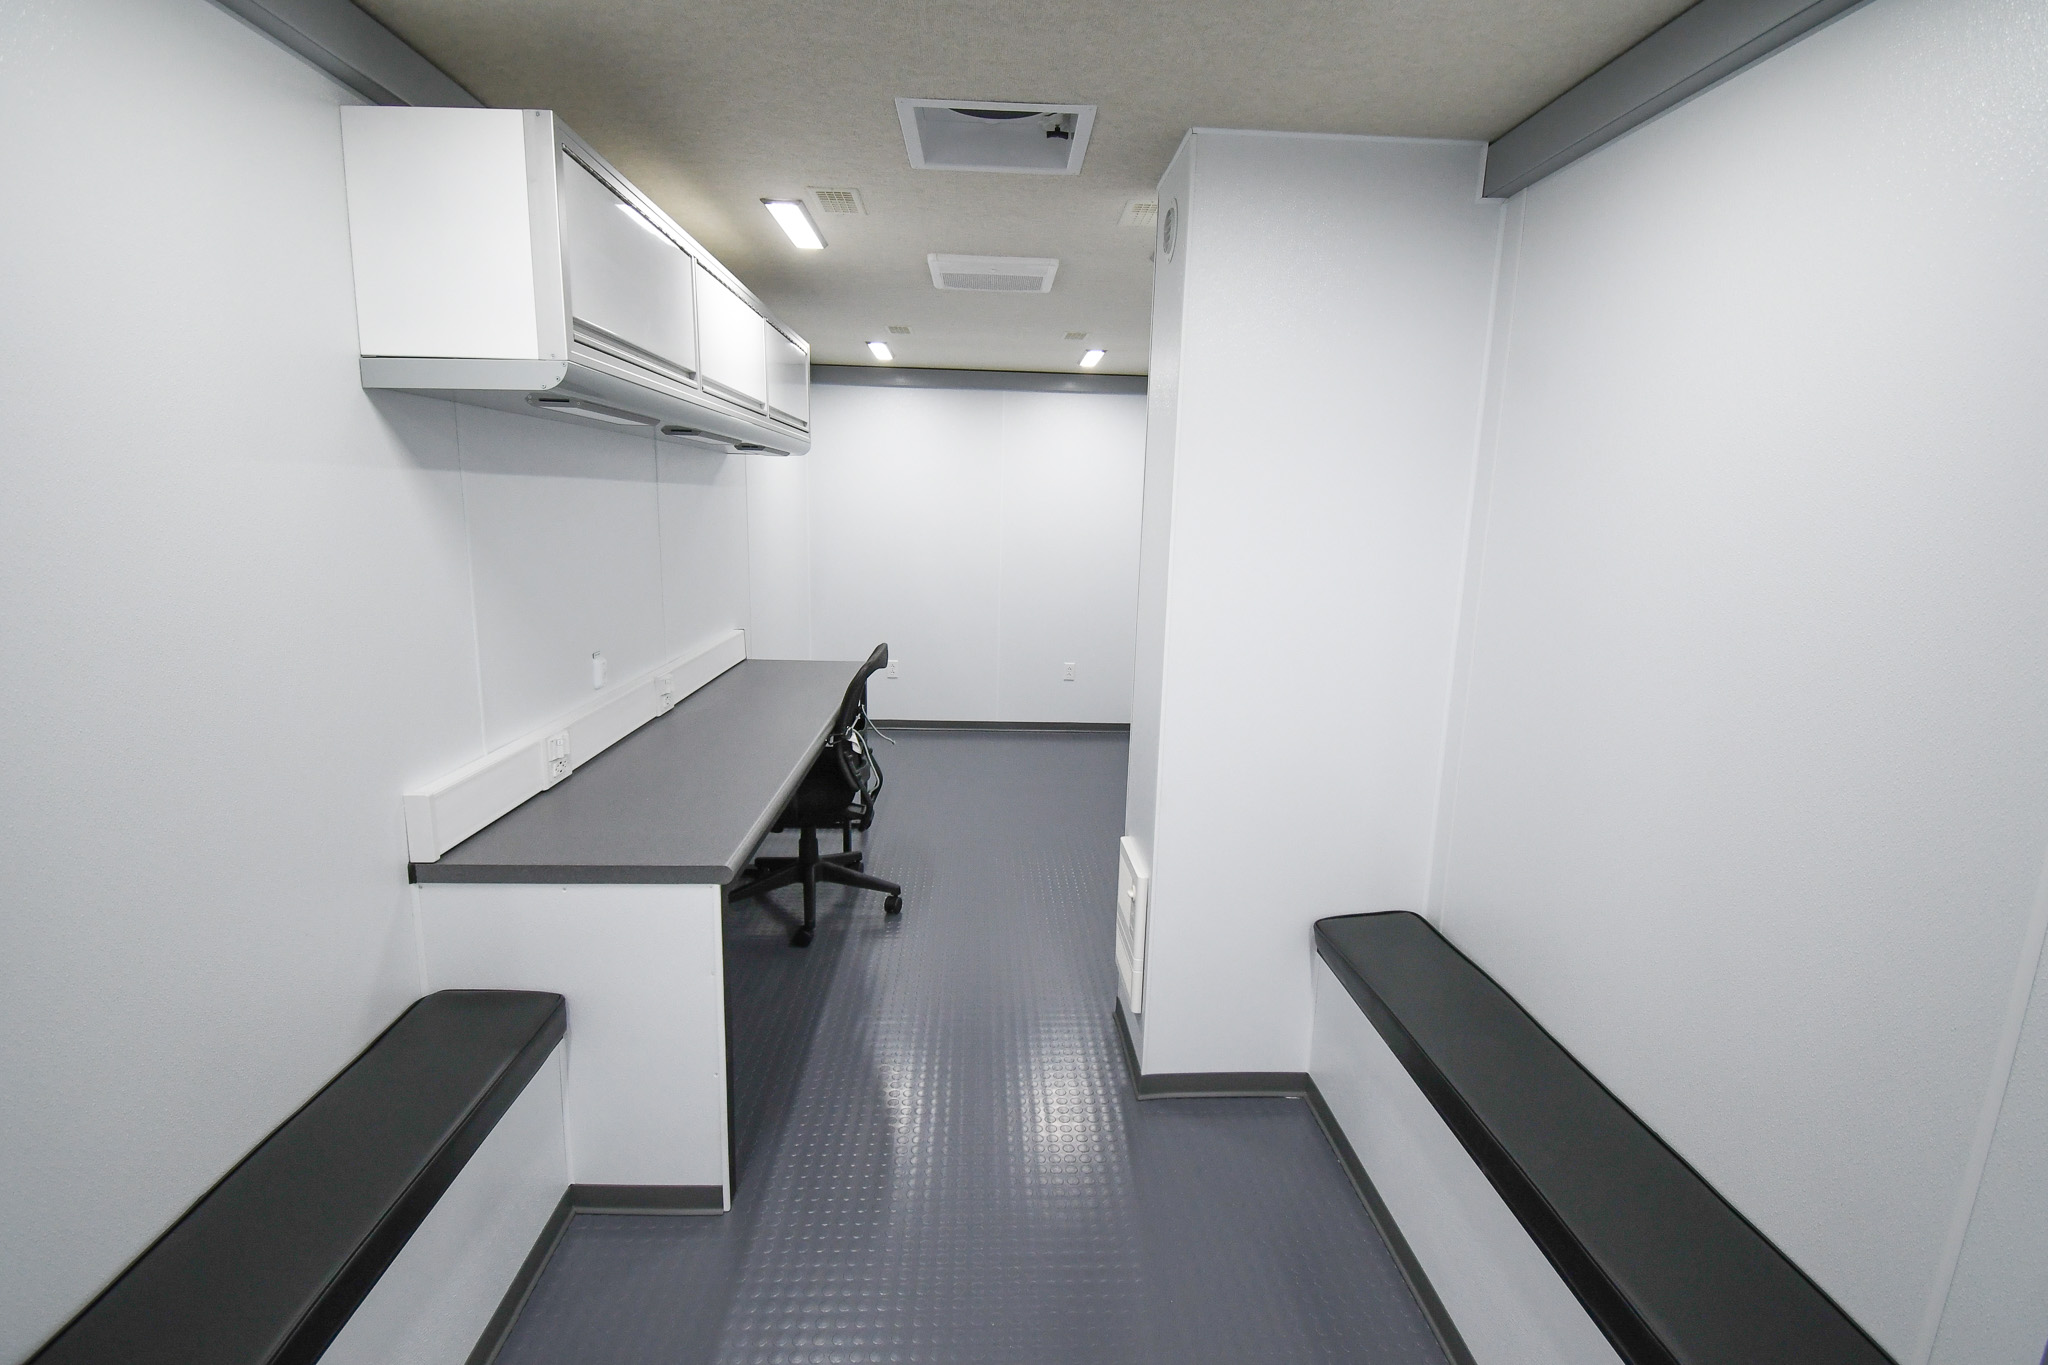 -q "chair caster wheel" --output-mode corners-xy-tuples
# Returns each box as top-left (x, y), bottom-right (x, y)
(884, 895), (902, 915)
(790, 926), (814, 947)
